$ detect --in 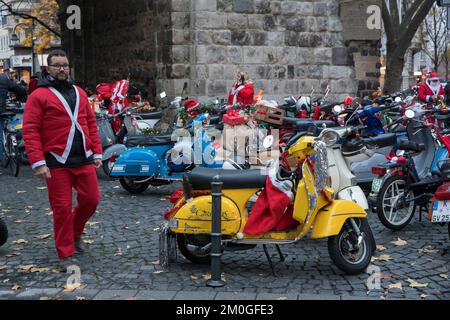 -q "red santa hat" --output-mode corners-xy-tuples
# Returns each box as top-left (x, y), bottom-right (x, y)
(184, 99), (200, 111)
(427, 72), (440, 81)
